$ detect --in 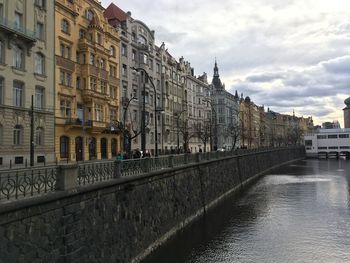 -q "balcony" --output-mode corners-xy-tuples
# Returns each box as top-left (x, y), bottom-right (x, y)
(85, 120), (107, 133)
(80, 64), (99, 77)
(82, 89), (107, 102)
(0, 17), (36, 46)
(65, 118), (83, 126)
(56, 56), (75, 71)
(109, 76), (119, 86)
